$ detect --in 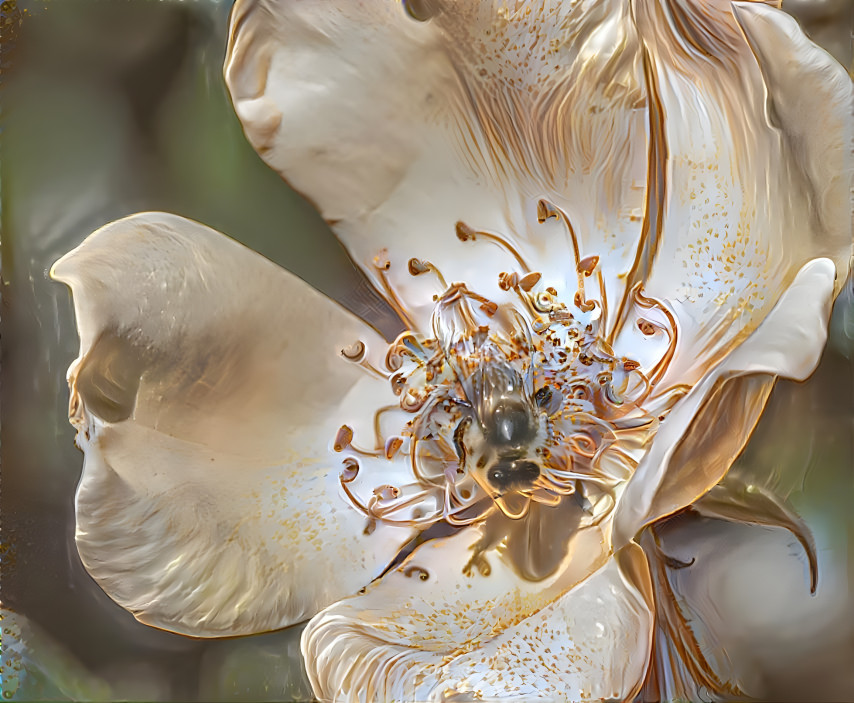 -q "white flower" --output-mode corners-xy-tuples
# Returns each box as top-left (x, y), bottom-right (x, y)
(52, 1), (851, 701)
